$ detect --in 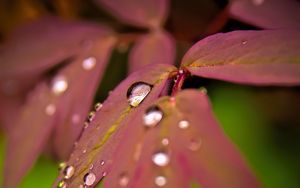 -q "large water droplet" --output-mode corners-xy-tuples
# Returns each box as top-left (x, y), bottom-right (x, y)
(83, 172), (96, 186)
(152, 151), (170, 167)
(178, 120), (189, 129)
(155, 176), (167, 187)
(127, 82), (152, 107)
(57, 180), (67, 188)
(45, 104), (56, 116)
(82, 57), (96, 70)
(119, 173), (129, 187)
(52, 75), (68, 95)
(143, 106), (163, 128)
(63, 165), (75, 179)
